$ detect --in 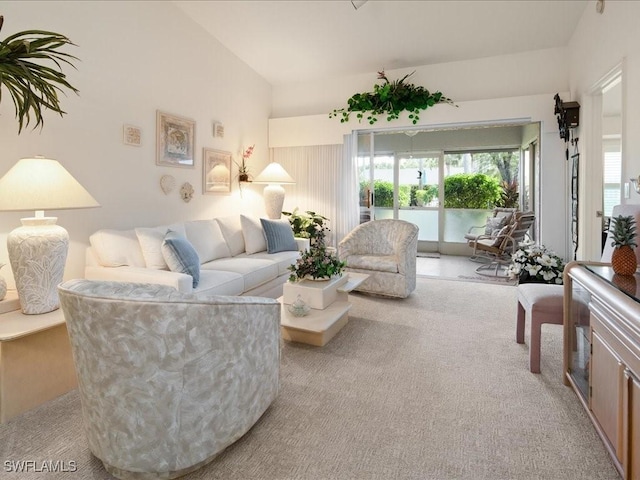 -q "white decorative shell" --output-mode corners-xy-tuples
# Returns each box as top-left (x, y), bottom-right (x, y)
(160, 175), (175, 195)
